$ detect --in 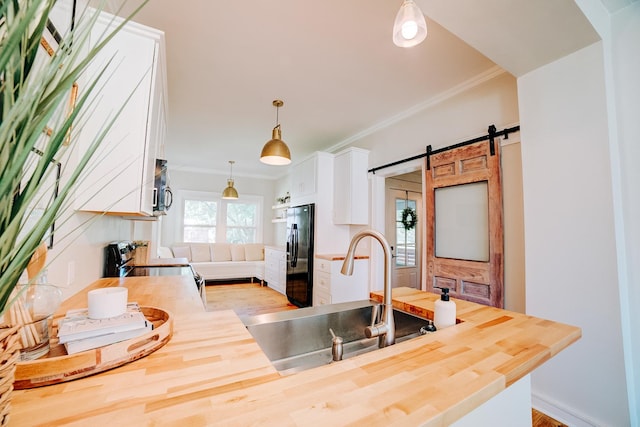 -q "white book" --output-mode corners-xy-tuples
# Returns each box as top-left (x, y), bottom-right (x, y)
(58, 305), (147, 343)
(63, 322), (153, 355)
